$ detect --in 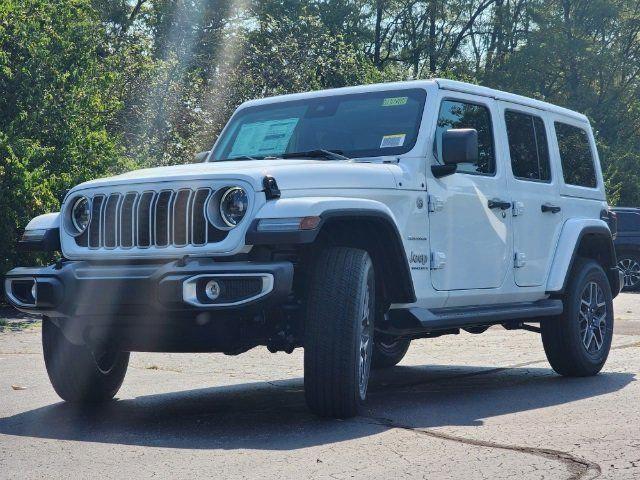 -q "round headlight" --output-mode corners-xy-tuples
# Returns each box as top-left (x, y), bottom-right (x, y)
(219, 187), (248, 227)
(71, 196), (91, 235)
